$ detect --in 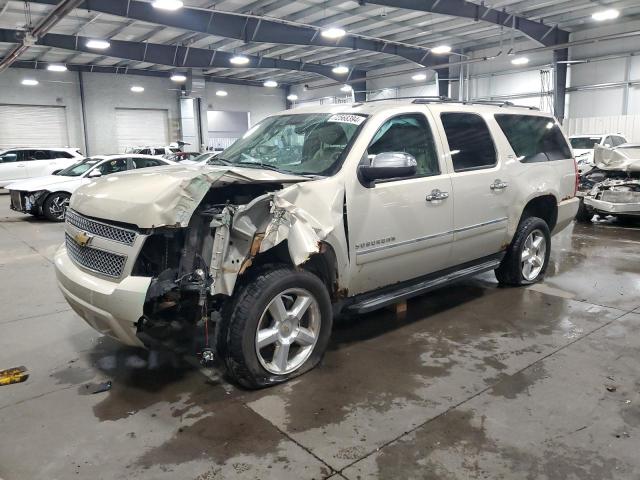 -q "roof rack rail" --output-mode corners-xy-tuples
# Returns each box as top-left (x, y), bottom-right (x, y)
(352, 95), (539, 110)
